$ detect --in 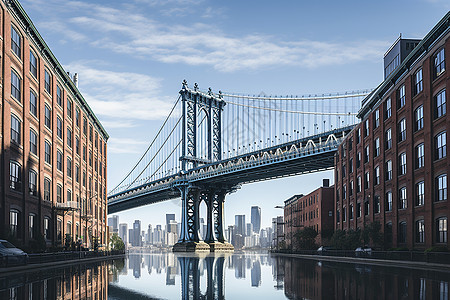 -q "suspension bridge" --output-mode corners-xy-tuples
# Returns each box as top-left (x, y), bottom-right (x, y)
(107, 80), (369, 251)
